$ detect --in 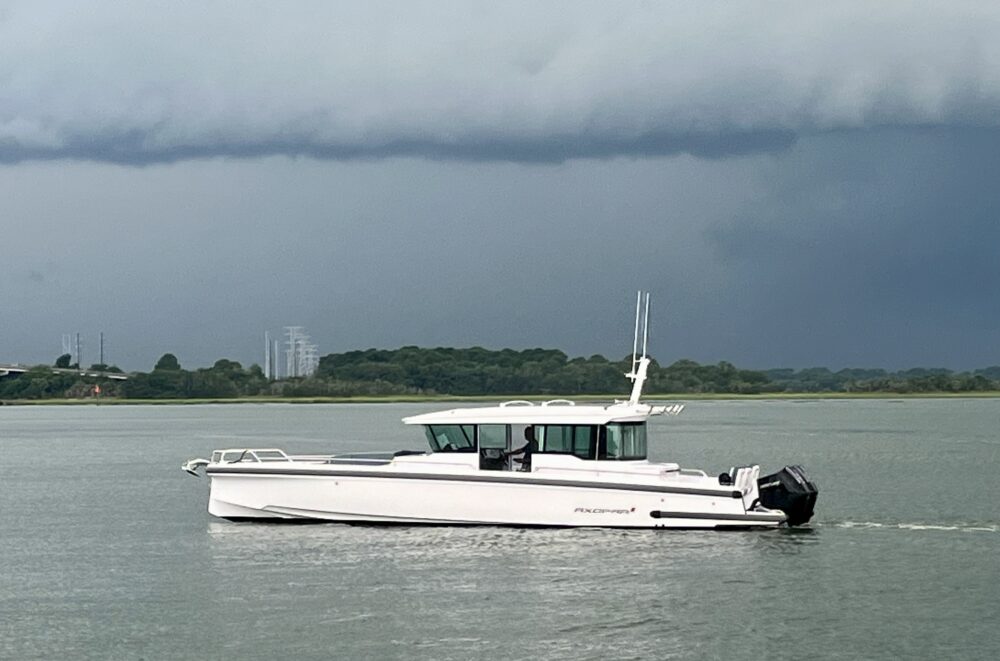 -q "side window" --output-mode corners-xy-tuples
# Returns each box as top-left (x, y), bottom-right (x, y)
(537, 426), (595, 458)
(621, 424), (646, 458)
(541, 426), (573, 453)
(478, 425), (508, 449)
(602, 423), (647, 460)
(572, 426), (595, 460)
(424, 425), (476, 452)
(604, 425), (622, 459)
